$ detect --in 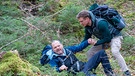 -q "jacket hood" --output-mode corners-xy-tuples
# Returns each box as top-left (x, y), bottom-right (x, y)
(88, 11), (96, 28)
(47, 49), (67, 59)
